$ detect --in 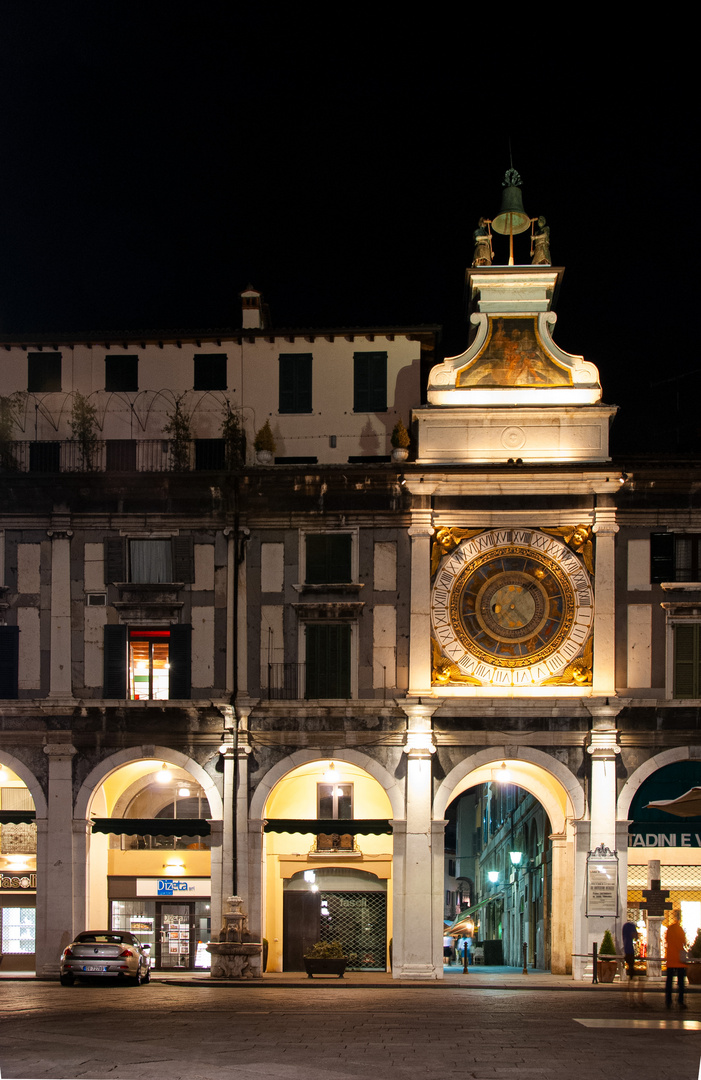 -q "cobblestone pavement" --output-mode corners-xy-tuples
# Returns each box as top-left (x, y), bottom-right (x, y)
(0, 979), (699, 1080)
